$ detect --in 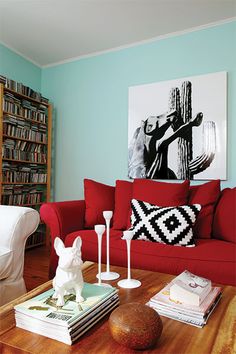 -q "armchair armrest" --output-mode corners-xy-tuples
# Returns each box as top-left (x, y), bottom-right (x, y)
(0, 206), (39, 250)
(40, 200), (86, 279)
(0, 206), (39, 305)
